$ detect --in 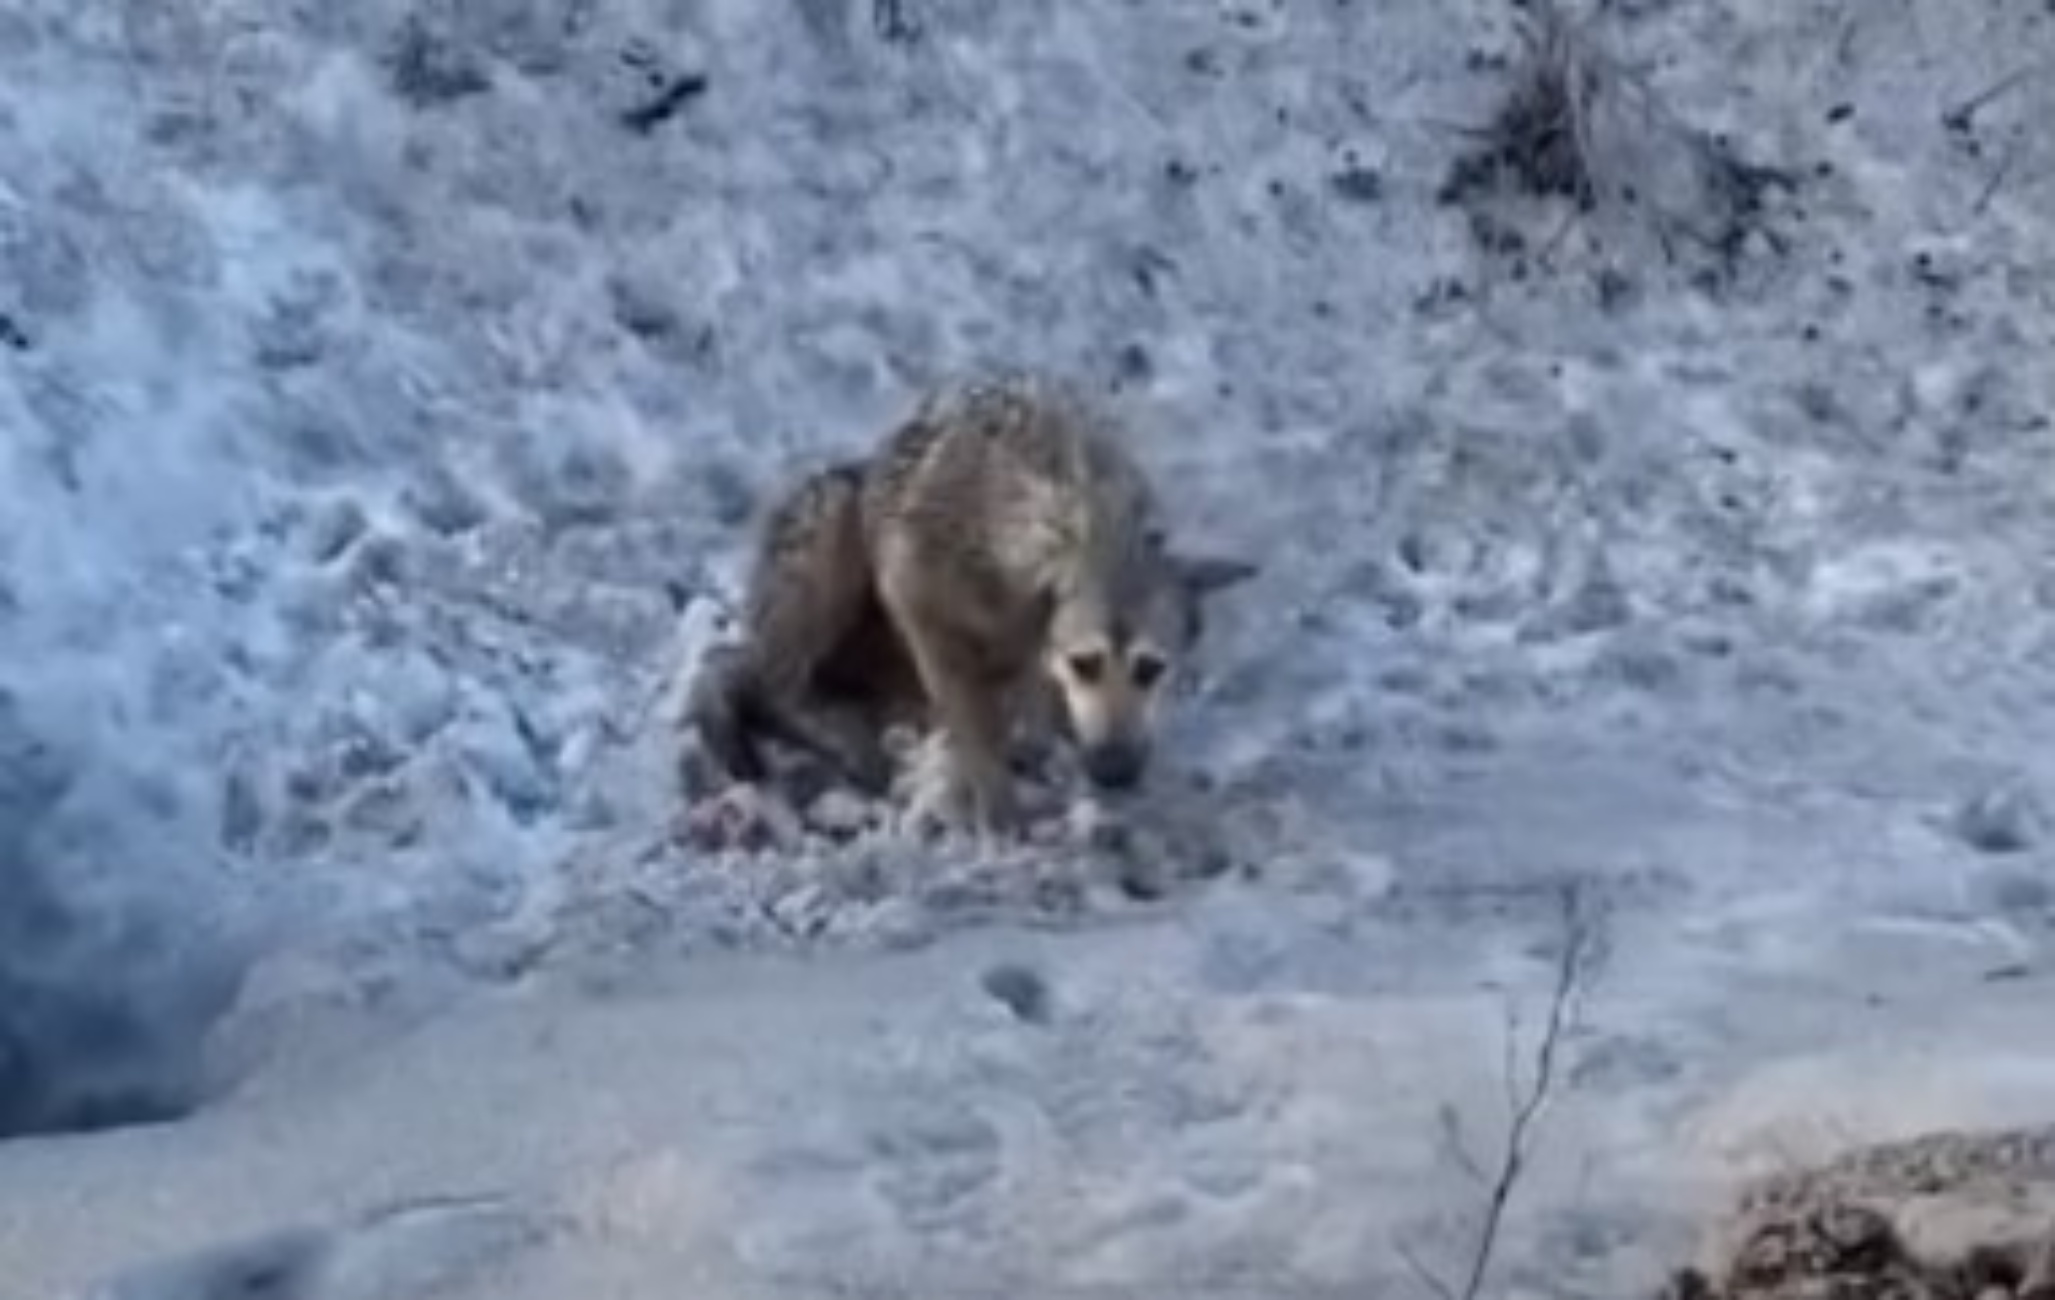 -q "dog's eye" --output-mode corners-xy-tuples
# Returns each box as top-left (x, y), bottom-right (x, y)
(1130, 652), (1167, 689)
(1067, 650), (1107, 683)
